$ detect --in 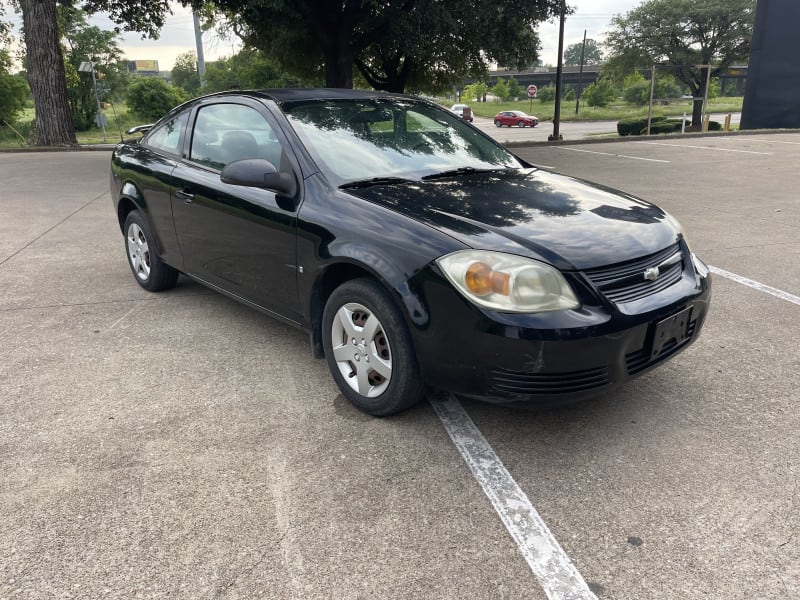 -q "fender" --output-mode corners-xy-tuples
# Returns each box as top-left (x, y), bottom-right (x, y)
(322, 241), (431, 329)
